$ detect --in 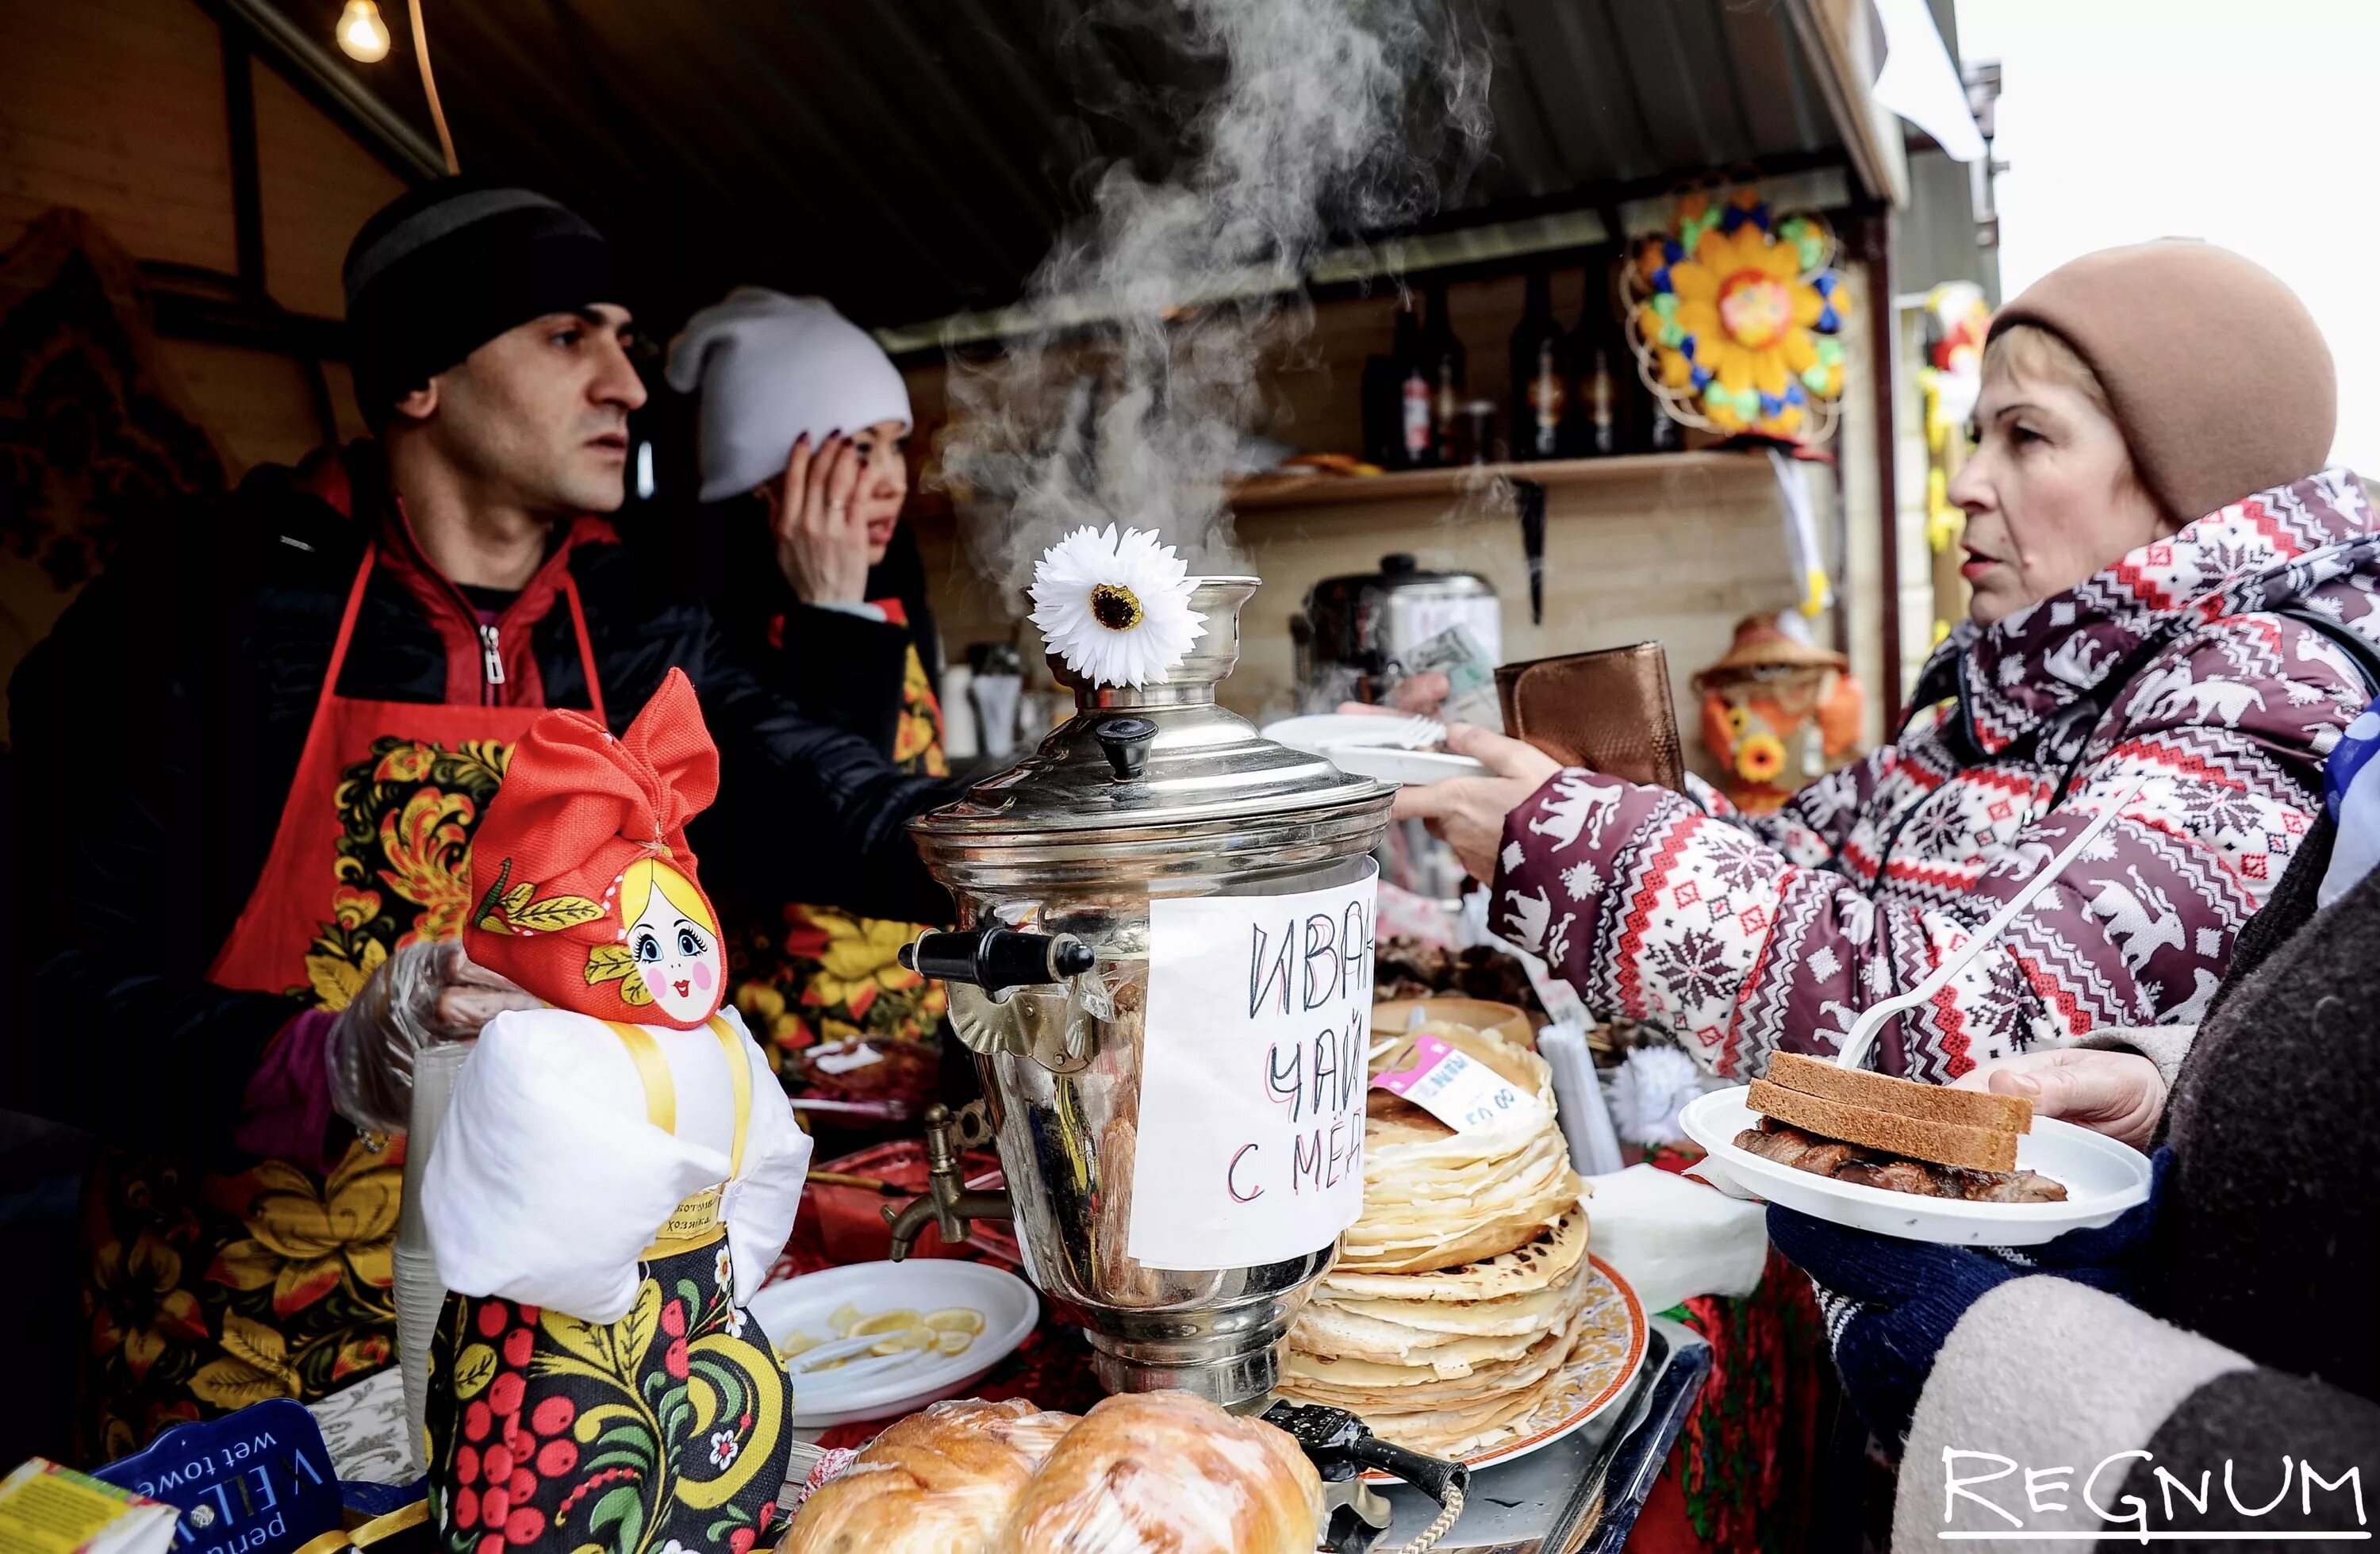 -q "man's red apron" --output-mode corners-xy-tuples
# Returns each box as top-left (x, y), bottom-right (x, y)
(79, 539), (605, 1460)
